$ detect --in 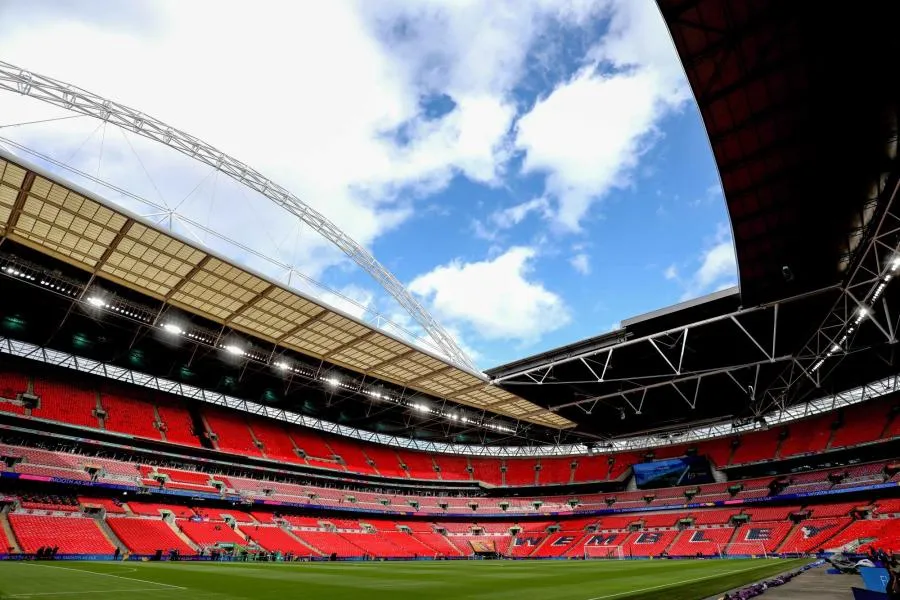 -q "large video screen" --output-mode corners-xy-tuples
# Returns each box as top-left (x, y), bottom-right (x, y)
(632, 456), (714, 489)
